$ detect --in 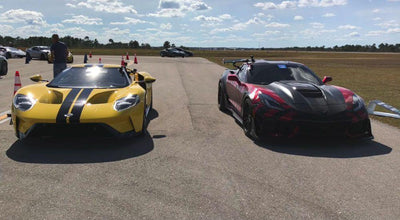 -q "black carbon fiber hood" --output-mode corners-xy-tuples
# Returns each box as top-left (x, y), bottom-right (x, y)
(263, 81), (347, 115)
